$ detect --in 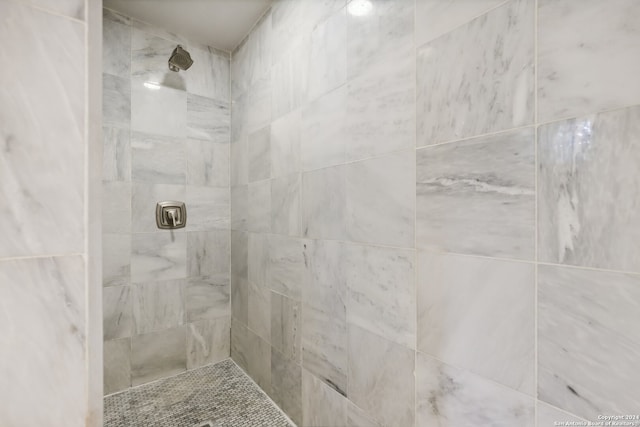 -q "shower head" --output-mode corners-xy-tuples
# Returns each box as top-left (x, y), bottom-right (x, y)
(168, 45), (193, 72)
